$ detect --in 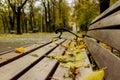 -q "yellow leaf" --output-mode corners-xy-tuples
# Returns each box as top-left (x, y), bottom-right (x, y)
(83, 70), (104, 80)
(62, 62), (74, 68)
(54, 55), (69, 62)
(14, 47), (25, 54)
(74, 54), (86, 61)
(50, 38), (55, 42)
(62, 61), (83, 68)
(66, 45), (74, 49)
(77, 45), (86, 49)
